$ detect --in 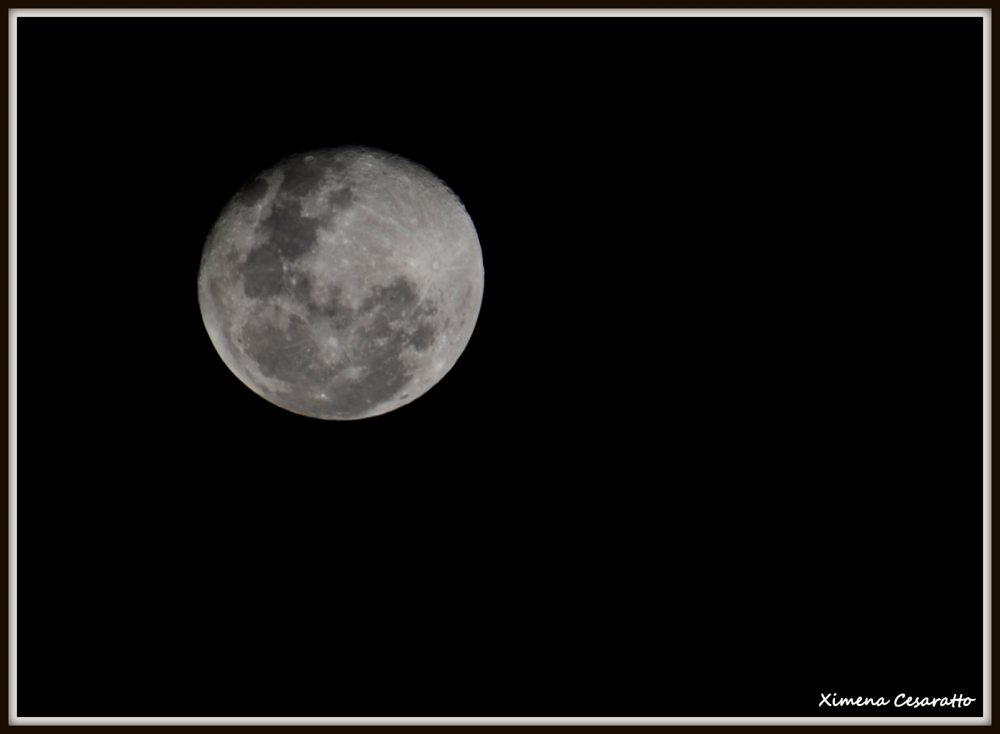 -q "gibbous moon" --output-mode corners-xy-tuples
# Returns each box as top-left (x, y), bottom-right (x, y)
(197, 146), (485, 420)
